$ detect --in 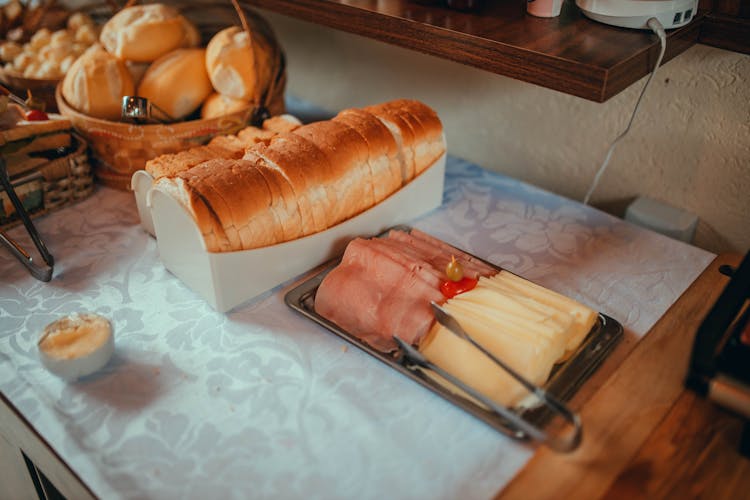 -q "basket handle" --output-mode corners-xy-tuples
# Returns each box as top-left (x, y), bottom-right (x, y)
(229, 0), (262, 119)
(229, 0), (282, 126)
